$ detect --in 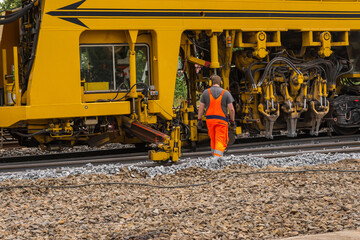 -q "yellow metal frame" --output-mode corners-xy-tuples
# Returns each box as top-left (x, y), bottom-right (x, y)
(236, 31), (282, 58)
(1, 0), (360, 128)
(302, 31), (349, 57)
(0, 0), (360, 159)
